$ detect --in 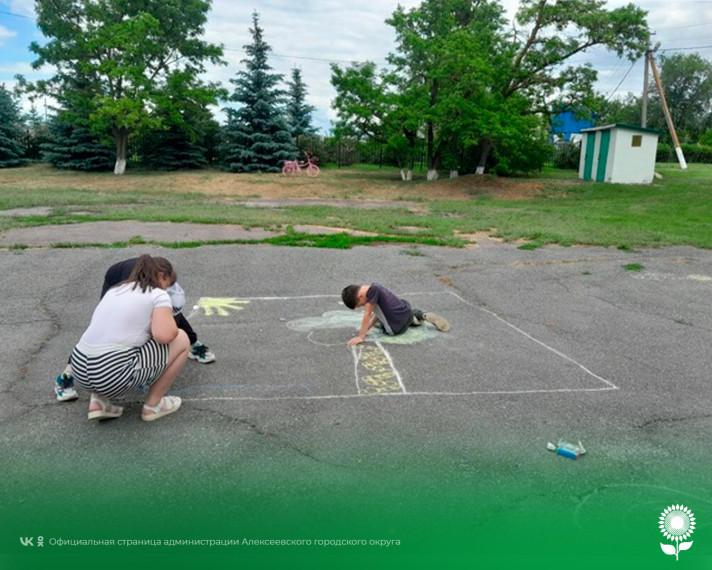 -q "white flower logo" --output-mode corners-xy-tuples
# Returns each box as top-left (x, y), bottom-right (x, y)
(659, 505), (695, 560)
